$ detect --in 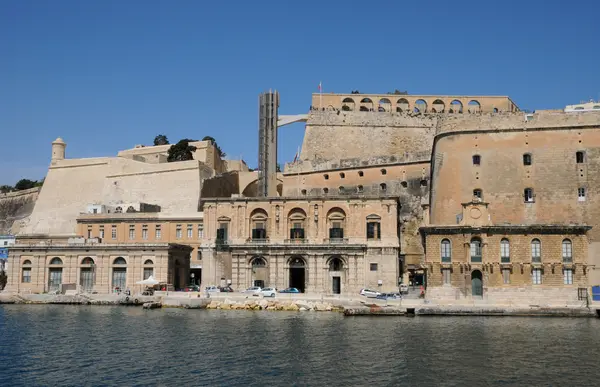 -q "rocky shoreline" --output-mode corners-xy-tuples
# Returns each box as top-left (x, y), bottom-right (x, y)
(205, 298), (341, 312)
